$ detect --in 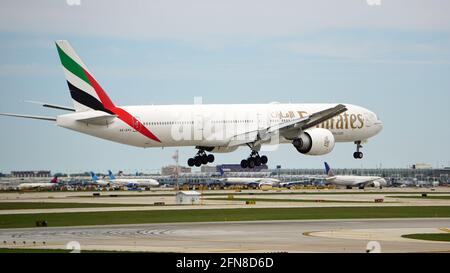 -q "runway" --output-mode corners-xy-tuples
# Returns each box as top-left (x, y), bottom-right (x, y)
(0, 218), (449, 253)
